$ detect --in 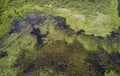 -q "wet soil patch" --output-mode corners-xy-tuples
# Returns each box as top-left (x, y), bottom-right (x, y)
(9, 20), (20, 34)
(0, 51), (8, 58)
(108, 27), (120, 38)
(76, 29), (85, 35)
(24, 12), (46, 26)
(31, 28), (43, 44)
(86, 48), (120, 75)
(8, 14), (13, 19)
(53, 16), (69, 29)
